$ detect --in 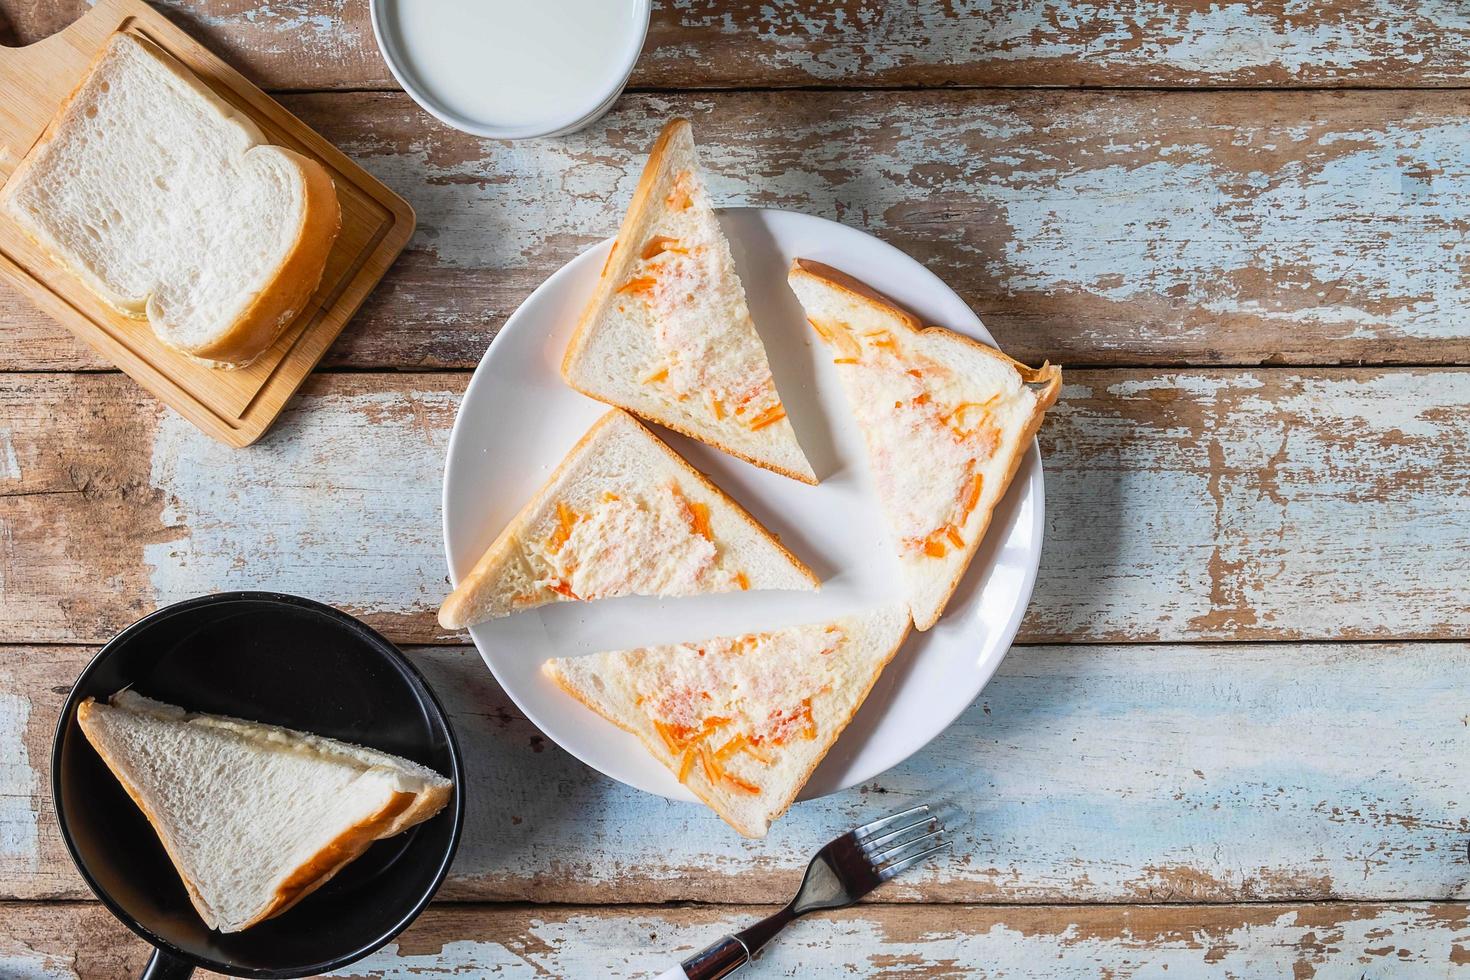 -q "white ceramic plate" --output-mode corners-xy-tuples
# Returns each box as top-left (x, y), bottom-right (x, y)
(442, 208), (1045, 802)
